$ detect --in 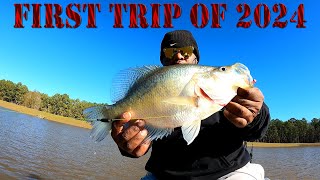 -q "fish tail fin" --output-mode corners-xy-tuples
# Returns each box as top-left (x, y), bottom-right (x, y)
(83, 105), (113, 142)
(83, 106), (109, 121)
(90, 121), (112, 142)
